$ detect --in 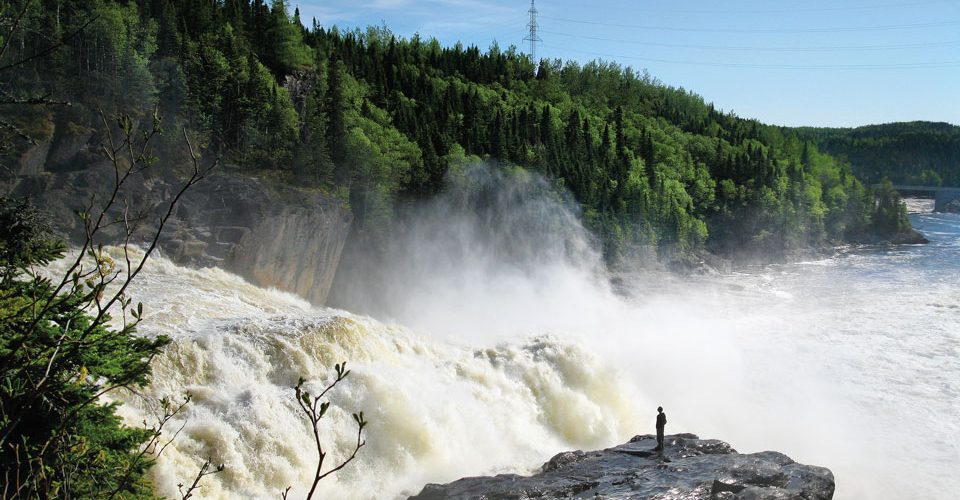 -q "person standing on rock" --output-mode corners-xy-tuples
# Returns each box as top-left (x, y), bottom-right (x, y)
(655, 406), (667, 451)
